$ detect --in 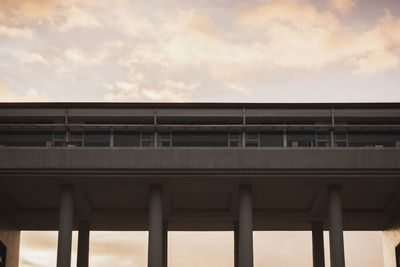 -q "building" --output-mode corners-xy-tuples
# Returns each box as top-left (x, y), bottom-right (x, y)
(1, 102), (400, 267)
